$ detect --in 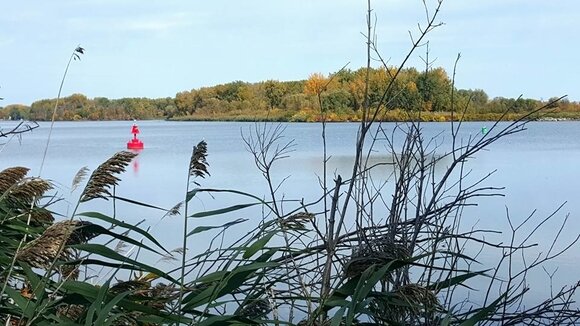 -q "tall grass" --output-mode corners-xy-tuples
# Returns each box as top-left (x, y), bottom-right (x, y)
(1, 0), (579, 325)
